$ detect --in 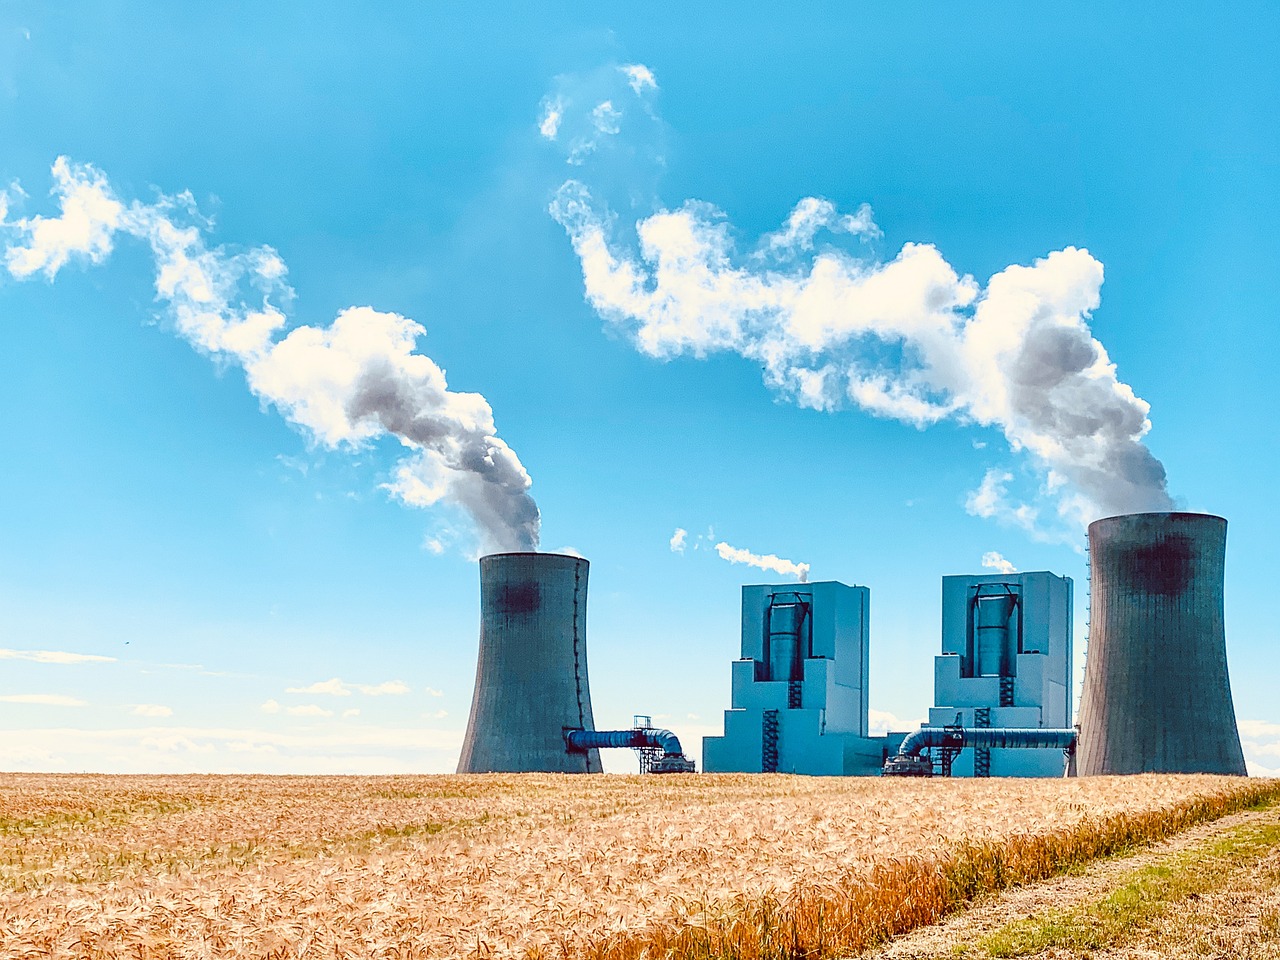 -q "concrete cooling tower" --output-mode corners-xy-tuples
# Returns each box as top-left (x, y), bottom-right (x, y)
(457, 552), (602, 774)
(1077, 512), (1247, 776)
